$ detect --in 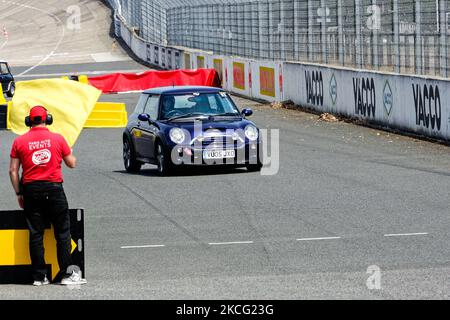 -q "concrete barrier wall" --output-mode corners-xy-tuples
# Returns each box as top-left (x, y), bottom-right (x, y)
(284, 62), (450, 141)
(112, 4), (450, 142)
(184, 50), (284, 103)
